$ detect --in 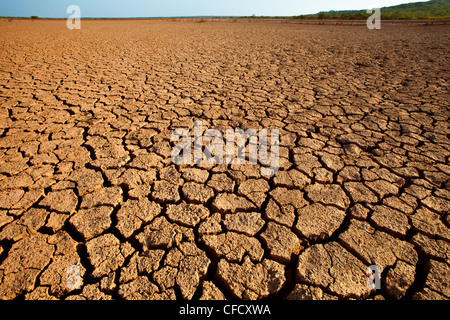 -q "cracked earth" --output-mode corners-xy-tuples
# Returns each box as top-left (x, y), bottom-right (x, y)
(0, 19), (449, 300)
